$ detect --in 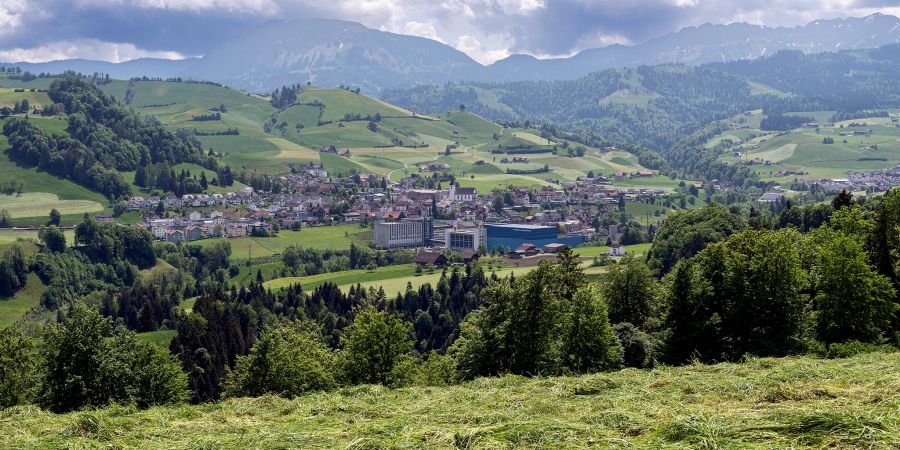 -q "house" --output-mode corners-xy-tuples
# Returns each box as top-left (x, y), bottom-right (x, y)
(609, 245), (626, 257)
(543, 243), (568, 253)
(226, 225), (247, 238)
(382, 210), (406, 221)
(461, 250), (480, 264)
(165, 229), (184, 243)
(184, 226), (203, 241)
(758, 192), (785, 203)
(635, 170), (654, 178)
(93, 214), (113, 223)
(508, 242), (539, 258)
(338, 148), (352, 157)
(416, 251), (448, 268)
